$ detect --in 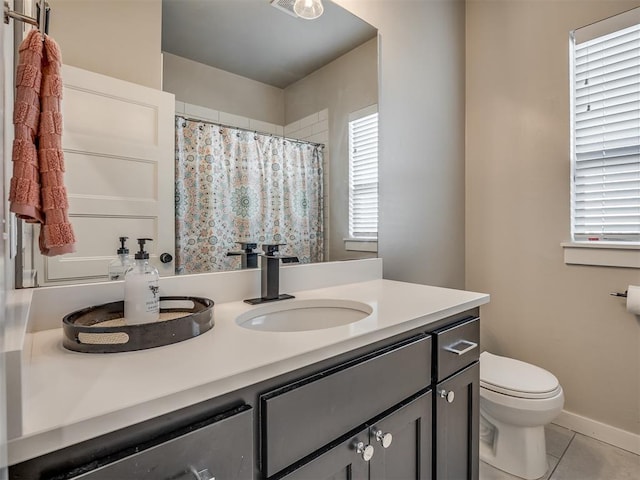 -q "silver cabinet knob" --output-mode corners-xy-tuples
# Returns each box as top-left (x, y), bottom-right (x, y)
(440, 389), (455, 403)
(355, 441), (375, 461)
(374, 429), (393, 448)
